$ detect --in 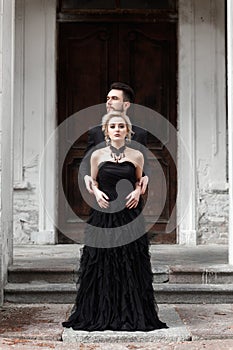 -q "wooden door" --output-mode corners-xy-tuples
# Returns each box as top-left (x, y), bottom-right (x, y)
(57, 21), (177, 243)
